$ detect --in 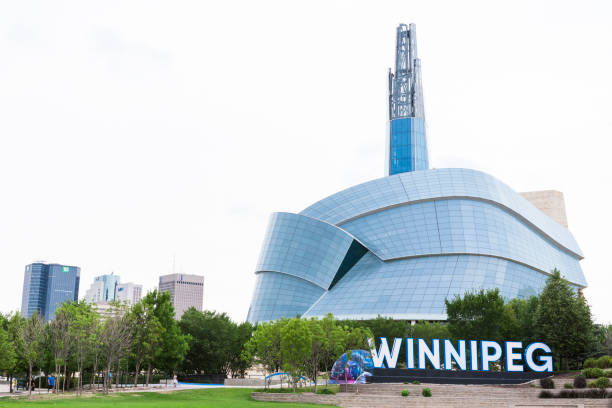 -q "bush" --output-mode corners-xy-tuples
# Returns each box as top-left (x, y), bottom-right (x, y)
(588, 377), (611, 389)
(539, 390), (553, 398)
(596, 355), (612, 369)
(563, 383), (573, 389)
(573, 375), (587, 389)
(401, 389), (410, 397)
(422, 387), (432, 397)
(529, 383), (536, 388)
(316, 388), (336, 395)
(557, 389), (609, 398)
(412, 380), (420, 385)
(584, 357), (597, 368)
(539, 377), (555, 389)
(583, 367), (606, 378)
